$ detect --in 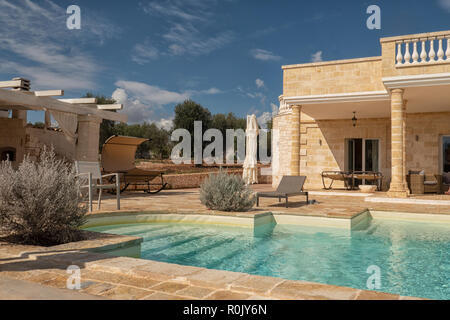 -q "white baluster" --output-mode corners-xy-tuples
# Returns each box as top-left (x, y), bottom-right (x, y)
(446, 38), (450, 61)
(429, 38), (436, 62)
(412, 40), (419, 64)
(437, 38), (445, 61)
(420, 40), (427, 63)
(404, 42), (411, 64)
(396, 43), (403, 65)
